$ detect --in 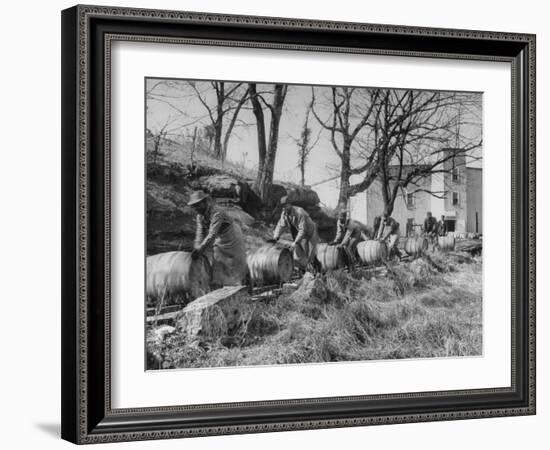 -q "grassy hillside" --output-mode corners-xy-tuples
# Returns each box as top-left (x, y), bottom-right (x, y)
(148, 252), (482, 368)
